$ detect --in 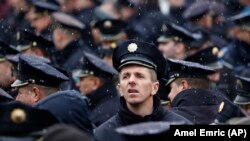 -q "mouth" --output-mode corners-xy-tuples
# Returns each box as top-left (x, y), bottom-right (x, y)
(128, 89), (139, 94)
